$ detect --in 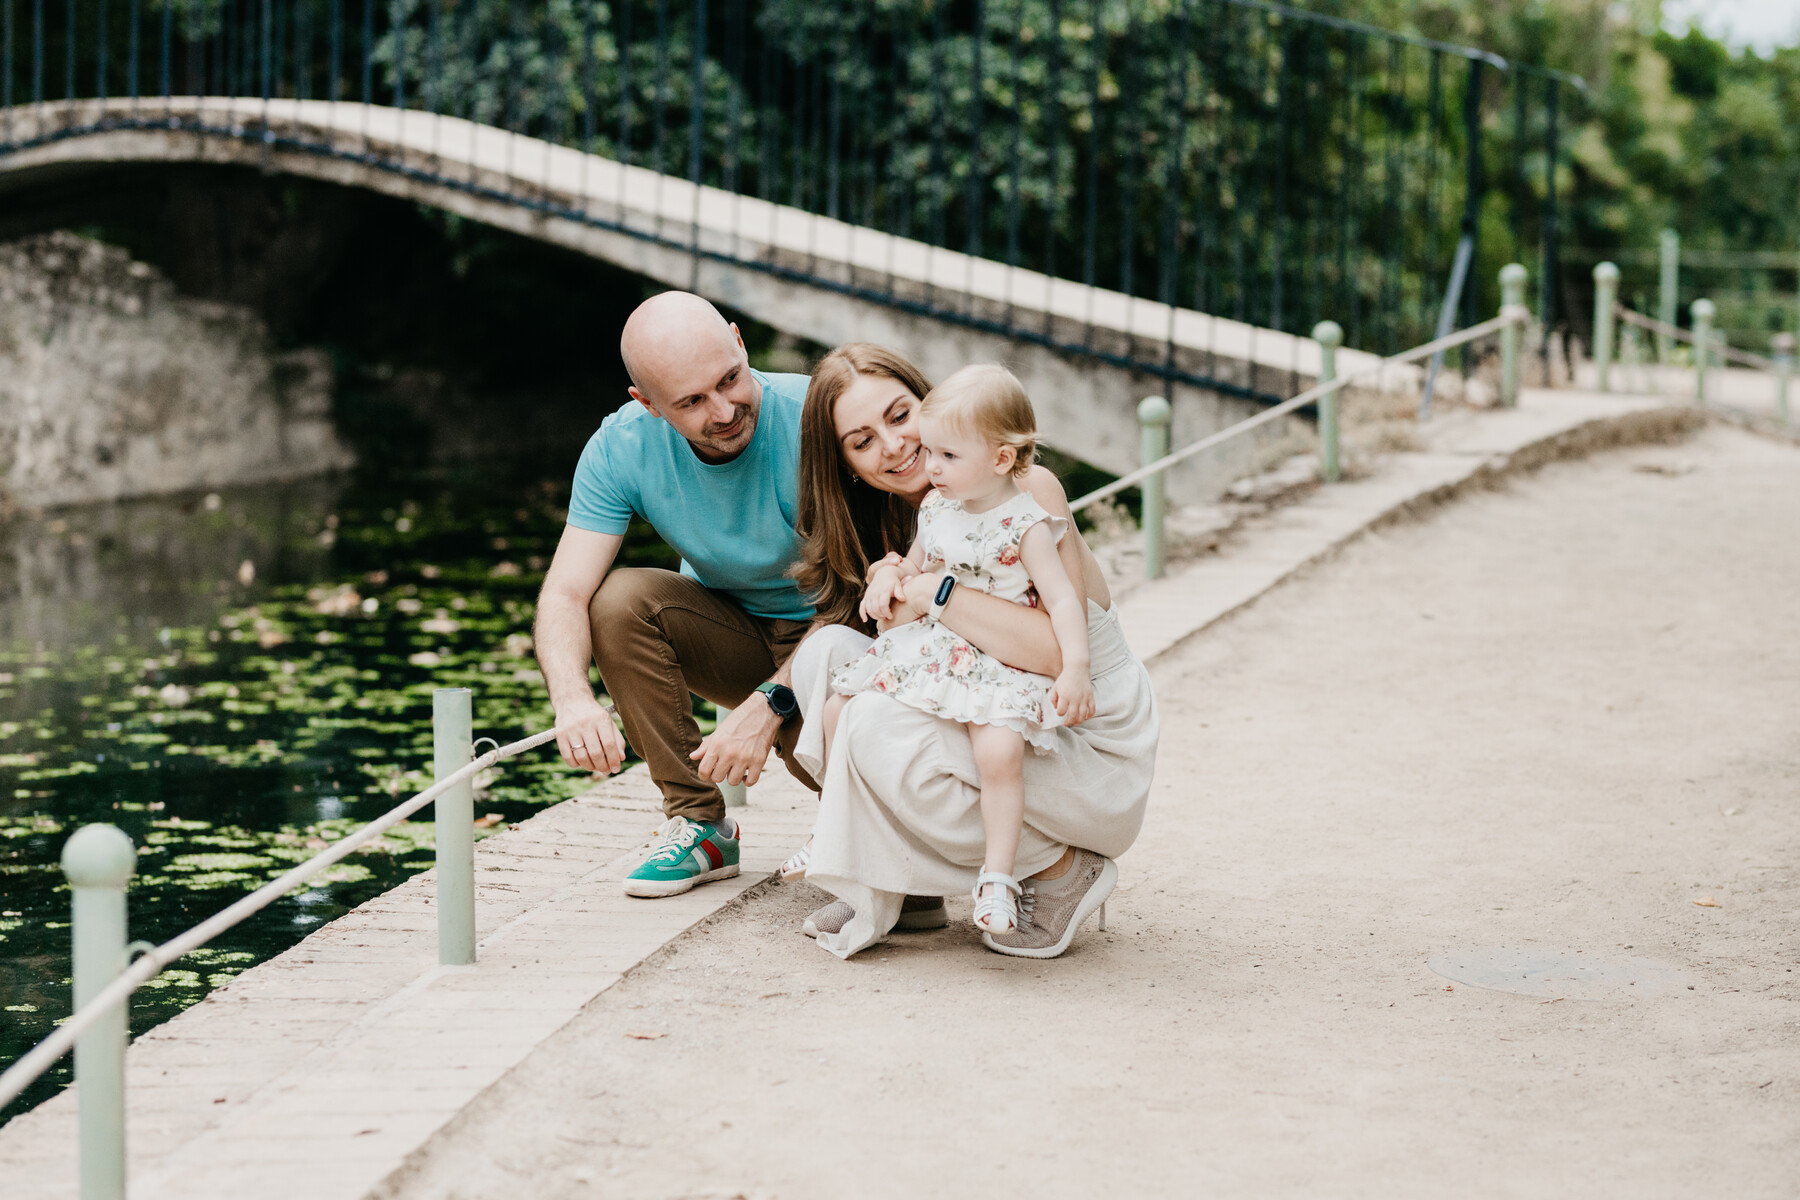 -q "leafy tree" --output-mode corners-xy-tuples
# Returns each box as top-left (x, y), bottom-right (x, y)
(1309, 0), (1800, 346)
